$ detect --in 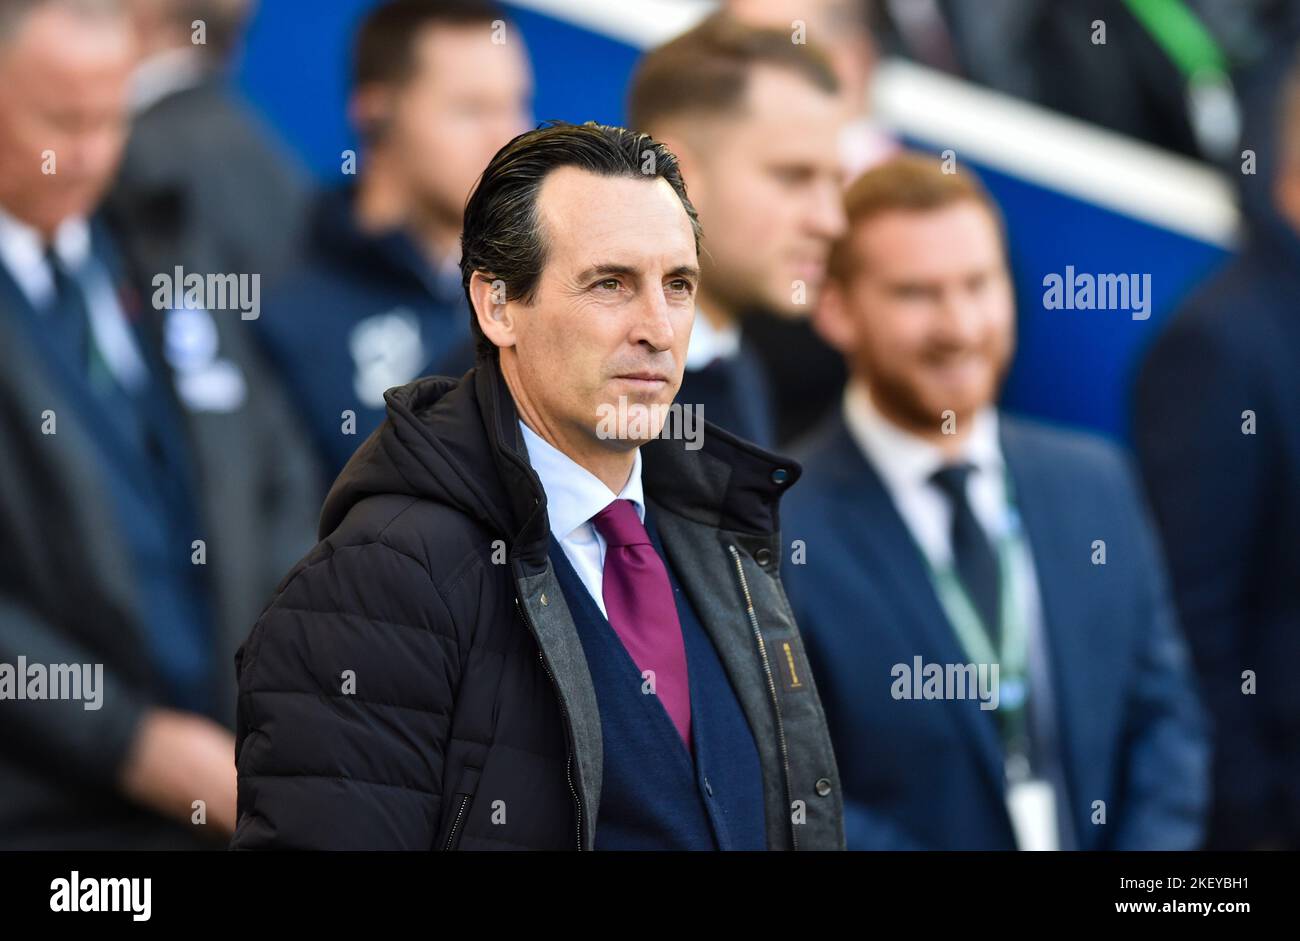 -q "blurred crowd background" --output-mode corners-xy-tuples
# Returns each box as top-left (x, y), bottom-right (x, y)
(0, 0), (1296, 850)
